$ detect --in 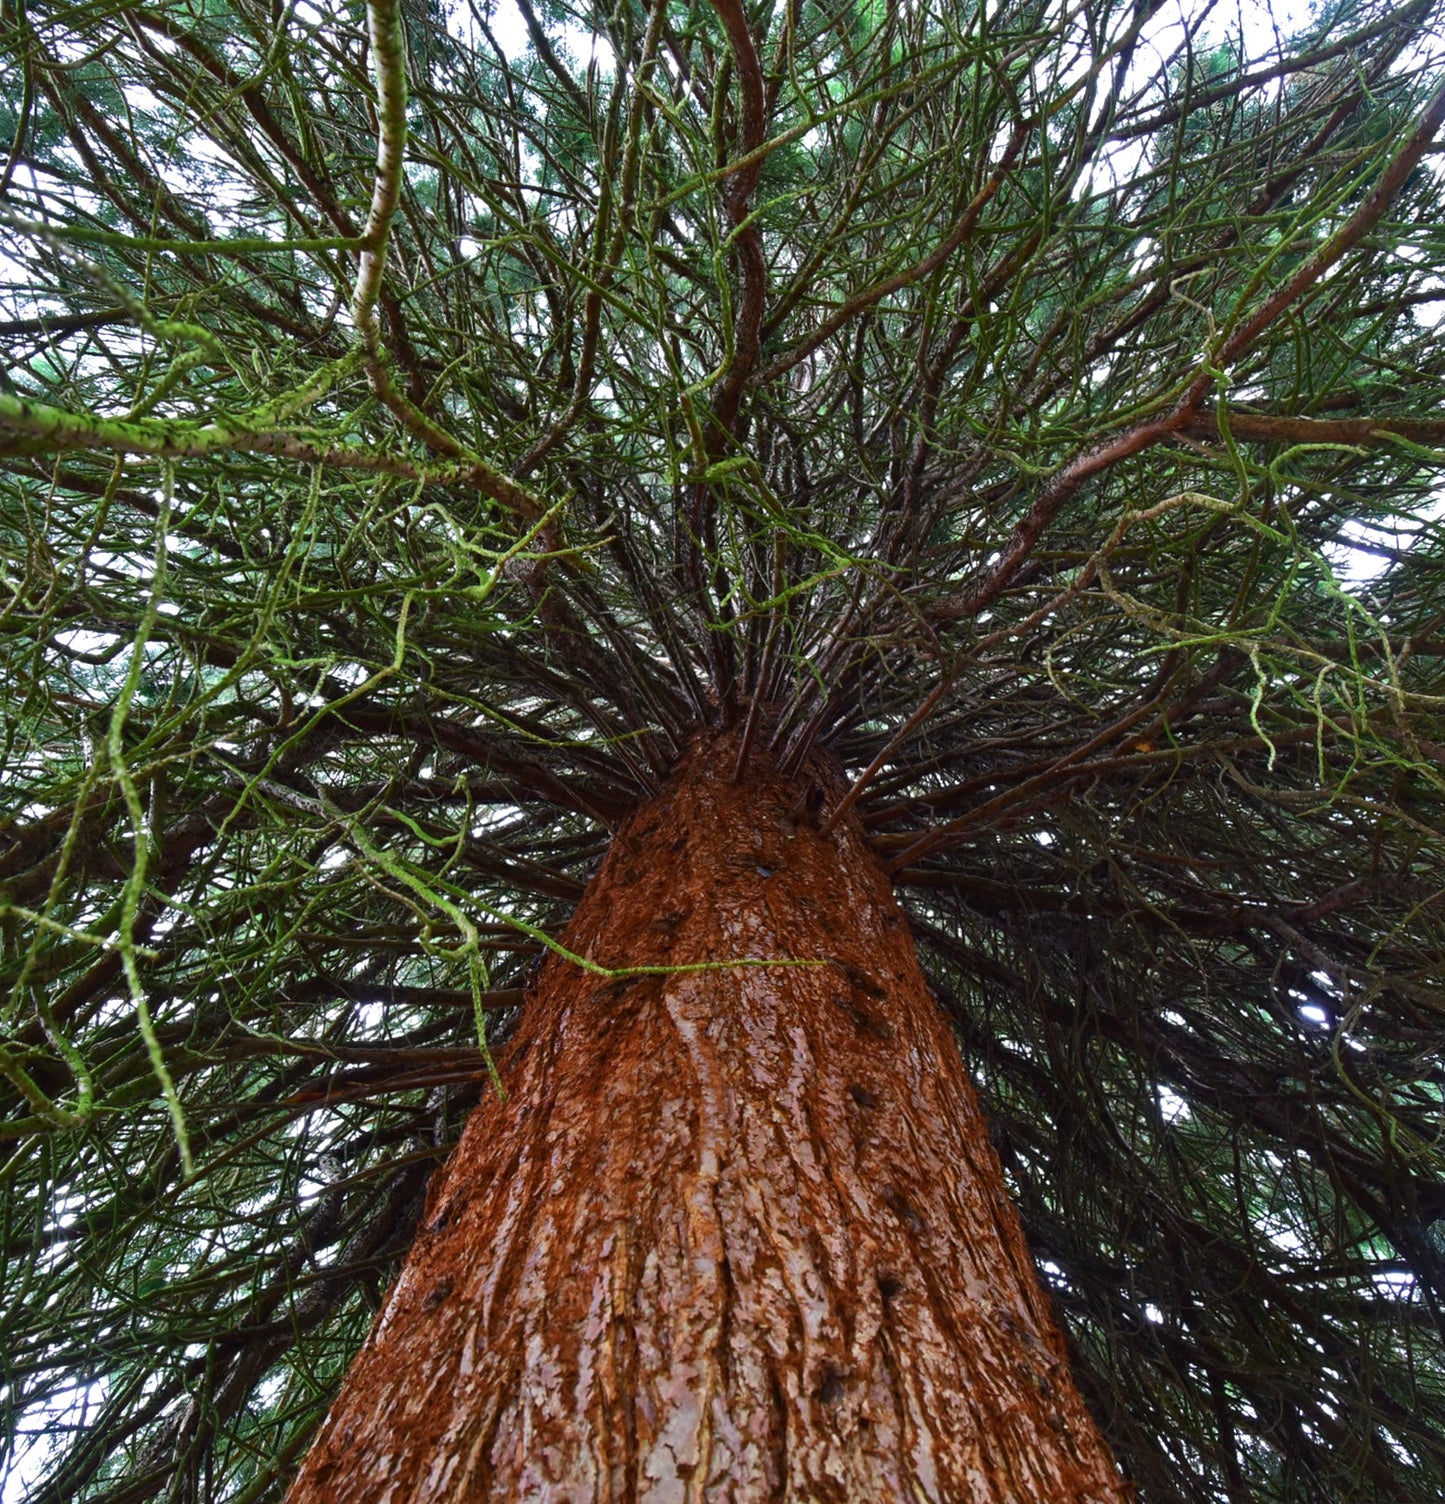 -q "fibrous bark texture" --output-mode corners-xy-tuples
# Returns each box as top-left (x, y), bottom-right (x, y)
(286, 735), (1128, 1502)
